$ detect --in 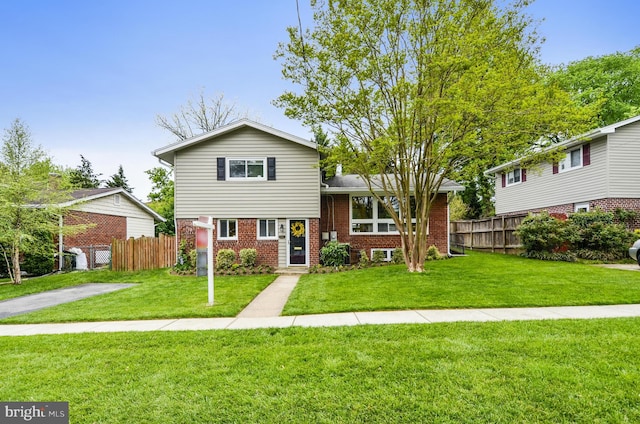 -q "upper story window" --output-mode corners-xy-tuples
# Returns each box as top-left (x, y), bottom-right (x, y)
(559, 147), (583, 172)
(218, 219), (237, 240)
(113, 194), (121, 205)
(217, 157), (276, 181)
(506, 168), (521, 186)
(228, 158), (265, 180)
